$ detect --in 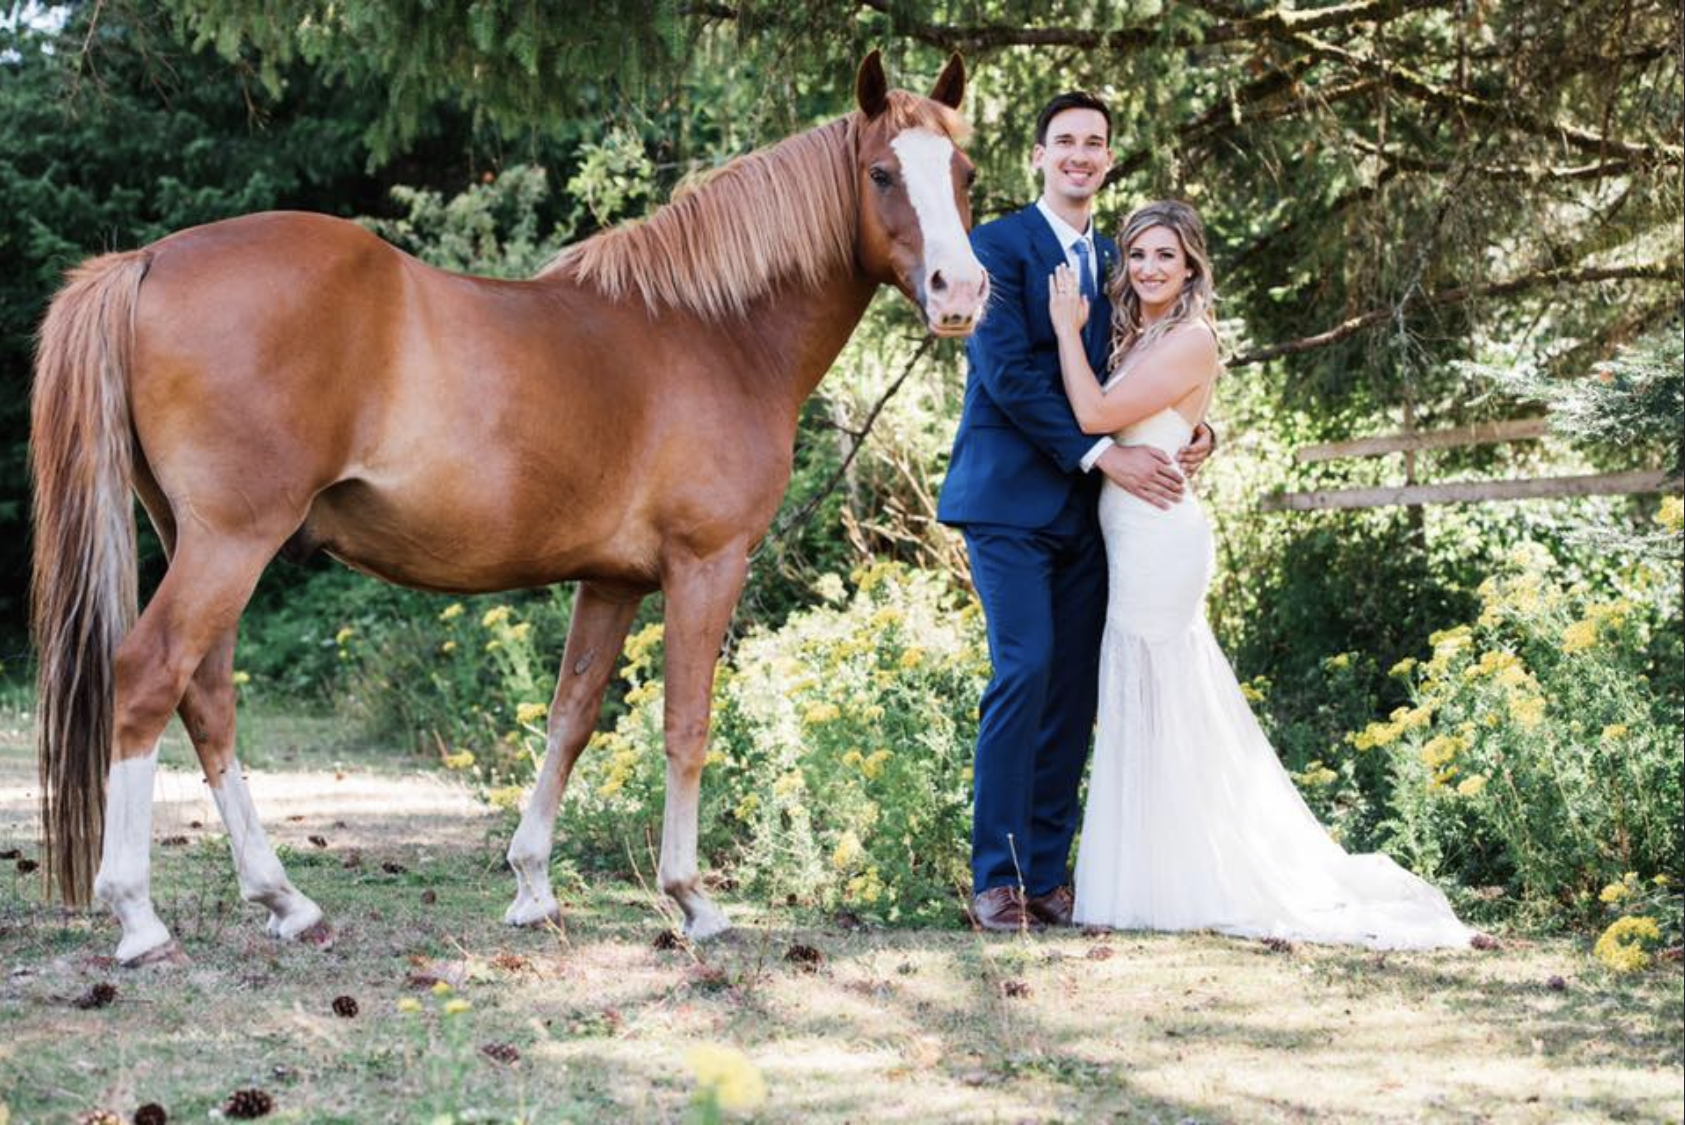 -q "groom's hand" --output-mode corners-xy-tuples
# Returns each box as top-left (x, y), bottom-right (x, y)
(1177, 422), (1216, 478)
(1097, 445), (1183, 510)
